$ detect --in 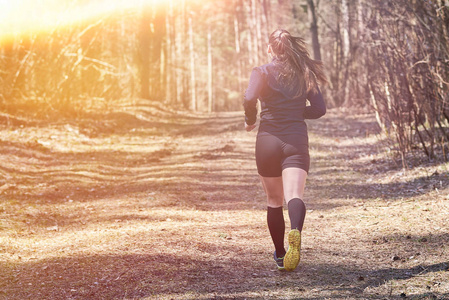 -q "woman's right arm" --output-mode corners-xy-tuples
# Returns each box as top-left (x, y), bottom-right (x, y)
(243, 68), (264, 126)
(304, 87), (326, 119)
